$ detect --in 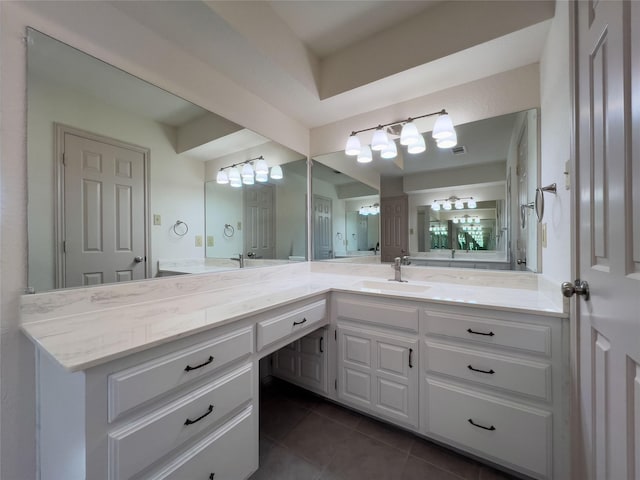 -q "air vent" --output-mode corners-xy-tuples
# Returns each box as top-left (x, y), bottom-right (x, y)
(451, 145), (466, 155)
